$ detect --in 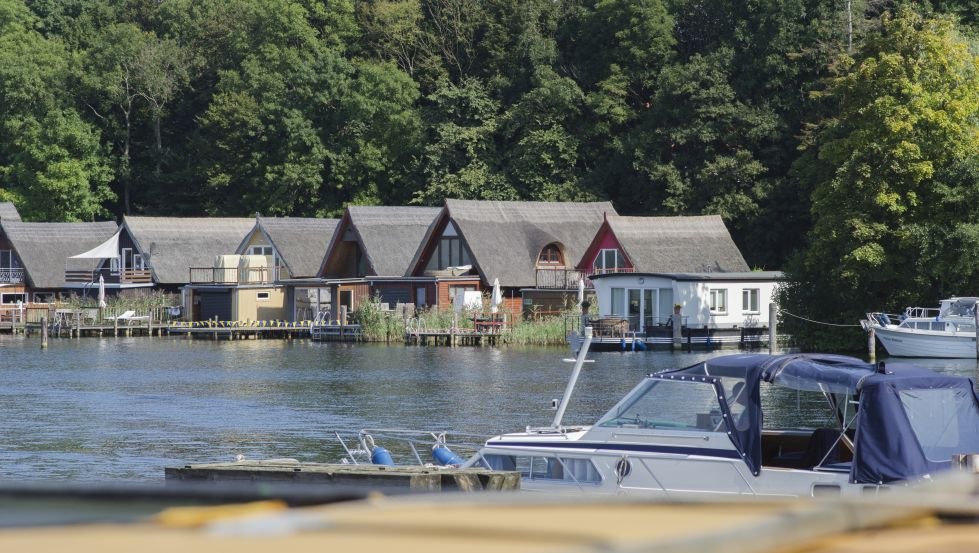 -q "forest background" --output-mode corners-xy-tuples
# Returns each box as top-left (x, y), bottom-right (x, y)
(0, 0), (977, 349)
